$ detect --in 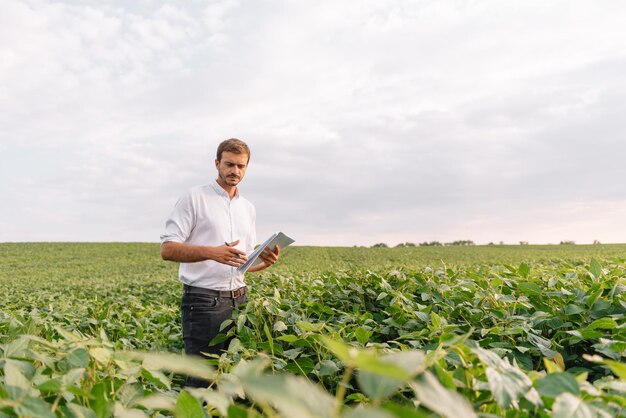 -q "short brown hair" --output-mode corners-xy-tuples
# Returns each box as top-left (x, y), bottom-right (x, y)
(216, 138), (250, 162)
